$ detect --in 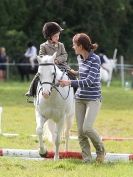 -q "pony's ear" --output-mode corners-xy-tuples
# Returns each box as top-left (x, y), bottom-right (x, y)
(50, 52), (57, 63)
